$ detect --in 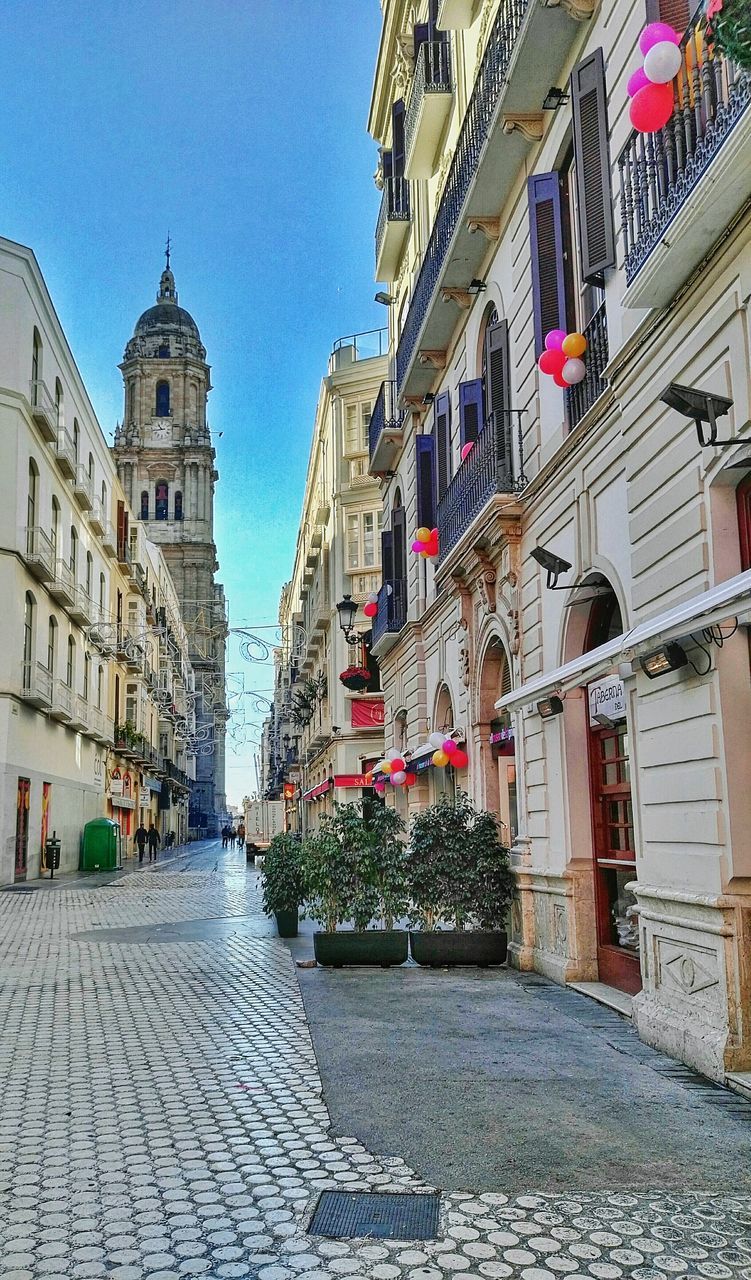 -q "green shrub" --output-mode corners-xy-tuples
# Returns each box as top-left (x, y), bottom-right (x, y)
(300, 801), (407, 932)
(261, 833), (304, 917)
(407, 791), (513, 931)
